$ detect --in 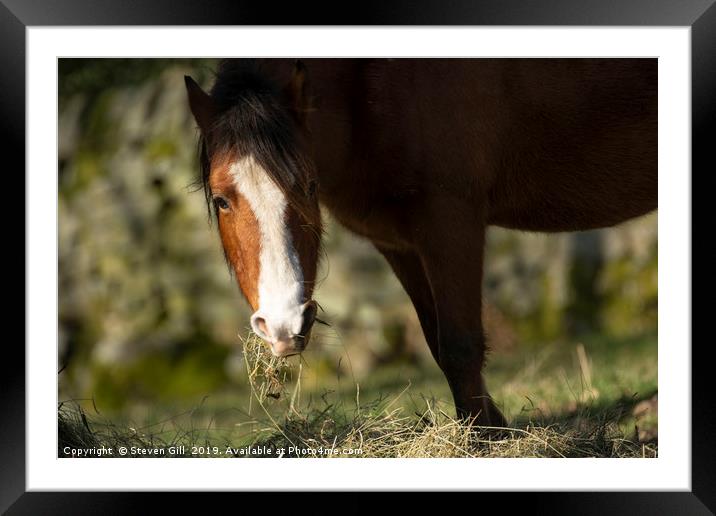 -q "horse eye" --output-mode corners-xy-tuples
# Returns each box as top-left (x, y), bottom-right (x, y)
(213, 196), (230, 211)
